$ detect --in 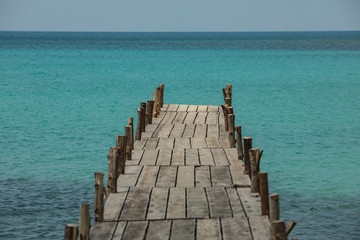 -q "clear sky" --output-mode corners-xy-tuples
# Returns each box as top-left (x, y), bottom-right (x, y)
(0, 0), (359, 32)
